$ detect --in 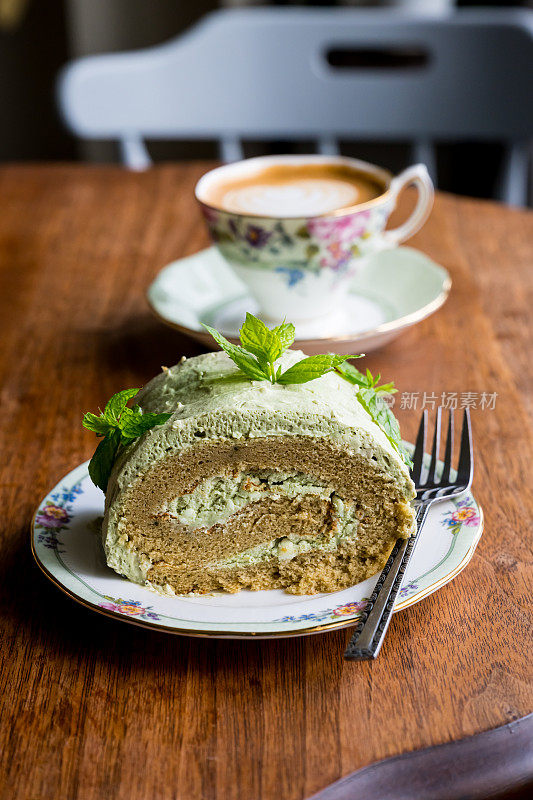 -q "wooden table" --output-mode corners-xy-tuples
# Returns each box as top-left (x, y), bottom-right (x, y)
(0, 165), (532, 800)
